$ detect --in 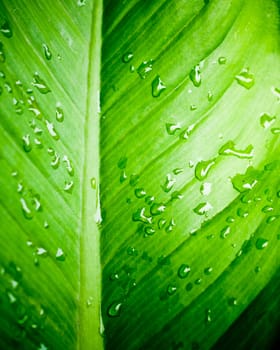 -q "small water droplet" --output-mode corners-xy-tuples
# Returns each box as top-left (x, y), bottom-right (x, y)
(193, 202), (212, 216)
(137, 59), (154, 79)
(226, 216), (235, 223)
(63, 155), (74, 176)
(0, 21), (13, 38)
(0, 42), (5, 63)
(17, 182), (24, 193)
(32, 73), (51, 94)
(134, 188), (146, 198)
(36, 247), (48, 256)
(178, 264), (191, 278)
(167, 284), (177, 296)
(262, 205), (273, 213)
(173, 168), (183, 175)
(180, 124), (195, 140)
(271, 127), (280, 134)
(34, 138), (43, 148)
(266, 215), (279, 224)
(50, 153), (60, 169)
(32, 195), (41, 211)
(122, 52), (133, 63)
(195, 278), (202, 285)
(235, 68), (255, 89)
(117, 156), (127, 169)
(127, 246), (138, 256)
(185, 282), (193, 291)
(110, 272), (120, 281)
(204, 267), (213, 275)
(205, 308), (212, 323)
(237, 207), (249, 218)
(56, 248), (65, 261)
(130, 65), (135, 73)
(55, 106), (64, 122)
(150, 202), (166, 216)
(44, 221), (49, 229)
(195, 159), (216, 181)
(64, 181), (74, 193)
(120, 170), (127, 183)
(256, 238), (268, 250)
(207, 90), (213, 101)
(189, 64), (201, 87)
(20, 198), (33, 219)
(107, 301), (123, 317)
(166, 123), (181, 135)
(162, 174), (176, 193)
(132, 207), (152, 224)
(152, 75), (166, 97)
(165, 218), (175, 233)
(7, 291), (17, 304)
(200, 182), (212, 196)
(42, 43), (52, 60)
(129, 174), (140, 187)
(228, 297), (237, 306)
(158, 218), (166, 229)
(45, 120), (59, 140)
(0, 70), (5, 78)
(145, 195), (155, 205)
(90, 177), (96, 189)
(77, 0), (86, 6)
(86, 297), (93, 307)
(220, 225), (231, 238)
(144, 226), (155, 236)
(218, 56), (226, 65)
(260, 113), (276, 129)
(219, 140), (254, 159)
(171, 191), (183, 201)
(4, 82), (12, 93)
